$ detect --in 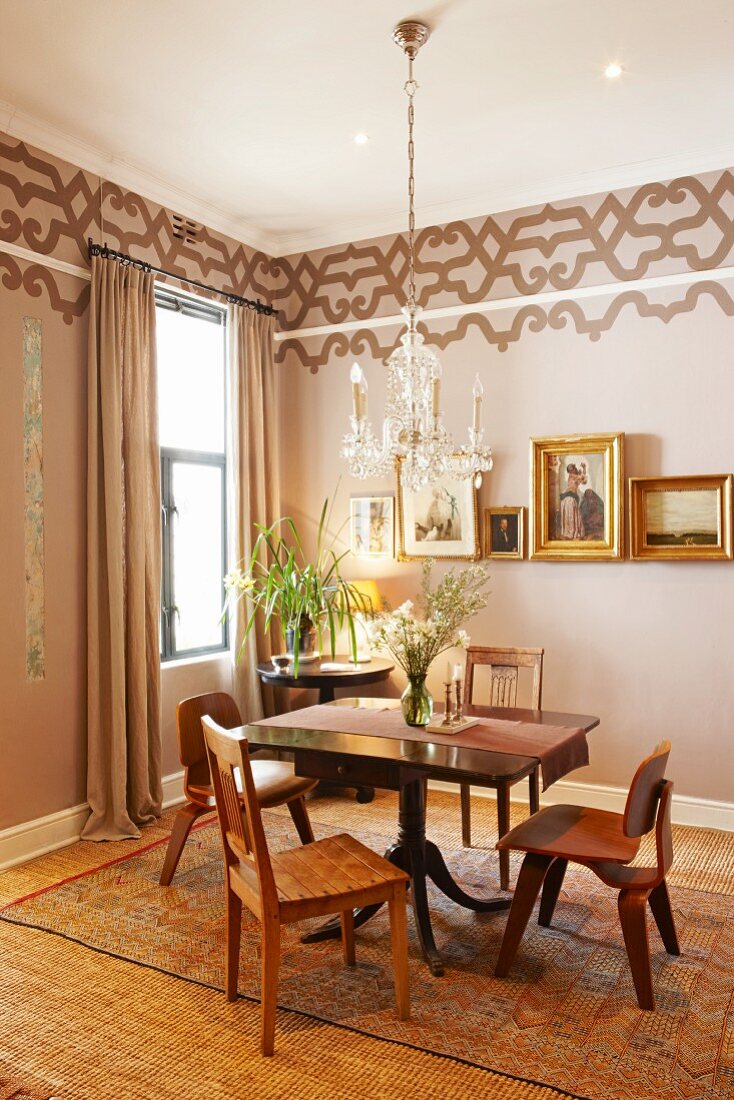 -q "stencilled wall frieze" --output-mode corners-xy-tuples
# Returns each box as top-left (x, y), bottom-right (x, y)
(272, 171), (734, 370)
(0, 133), (276, 324)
